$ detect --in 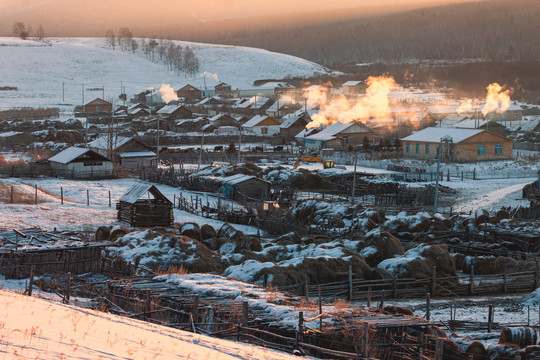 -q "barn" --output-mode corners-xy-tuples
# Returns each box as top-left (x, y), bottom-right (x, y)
(48, 146), (113, 178)
(401, 127), (513, 162)
(117, 183), (174, 227)
(304, 121), (374, 152)
(218, 174), (271, 201)
(84, 98), (113, 114)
